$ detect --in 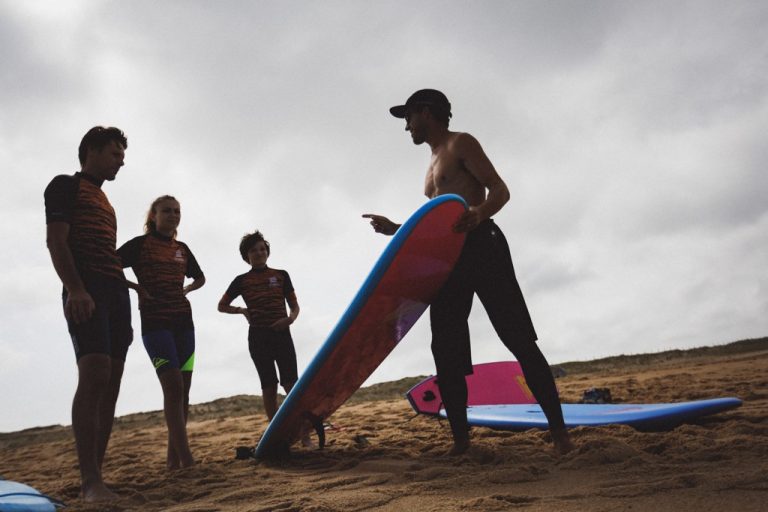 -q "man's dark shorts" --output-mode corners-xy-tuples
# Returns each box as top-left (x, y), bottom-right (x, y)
(248, 325), (298, 391)
(63, 276), (133, 361)
(430, 219), (537, 377)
